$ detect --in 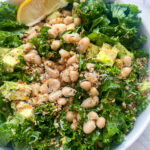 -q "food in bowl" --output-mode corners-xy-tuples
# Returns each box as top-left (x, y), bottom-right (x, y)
(0, 0), (150, 150)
